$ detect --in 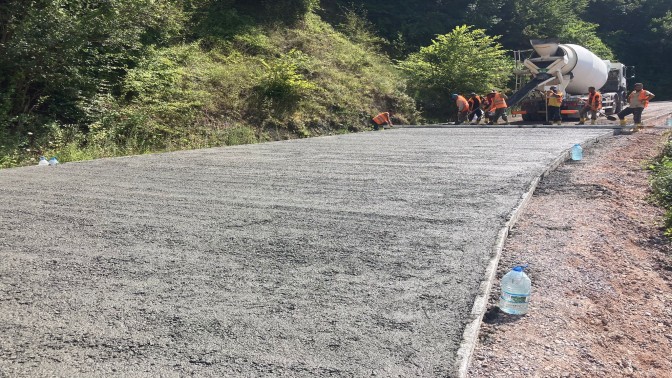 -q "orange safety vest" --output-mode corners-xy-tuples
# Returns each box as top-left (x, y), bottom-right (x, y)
(587, 91), (602, 110)
(468, 95), (482, 111)
(456, 95), (469, 112)
(489, 93), (507, 111)
(372, 112), (391, 125)
(628, 90), (650, 108)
